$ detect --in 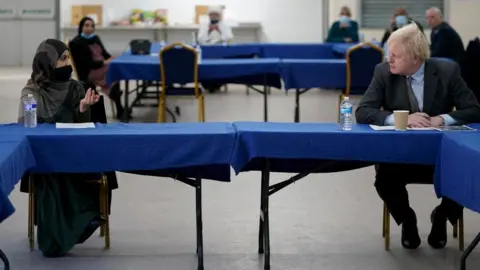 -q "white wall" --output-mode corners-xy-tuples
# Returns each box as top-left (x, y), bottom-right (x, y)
(61, 0), (325, 42)
(329, 0), (480, 45)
